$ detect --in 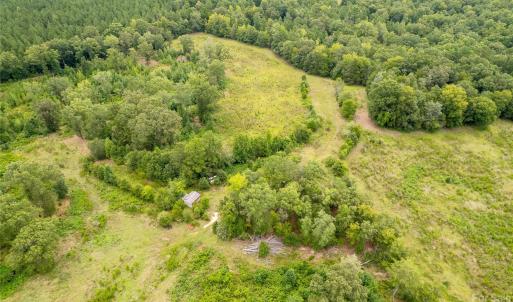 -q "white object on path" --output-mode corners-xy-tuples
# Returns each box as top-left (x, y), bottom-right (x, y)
(203, 212), (219, 229)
